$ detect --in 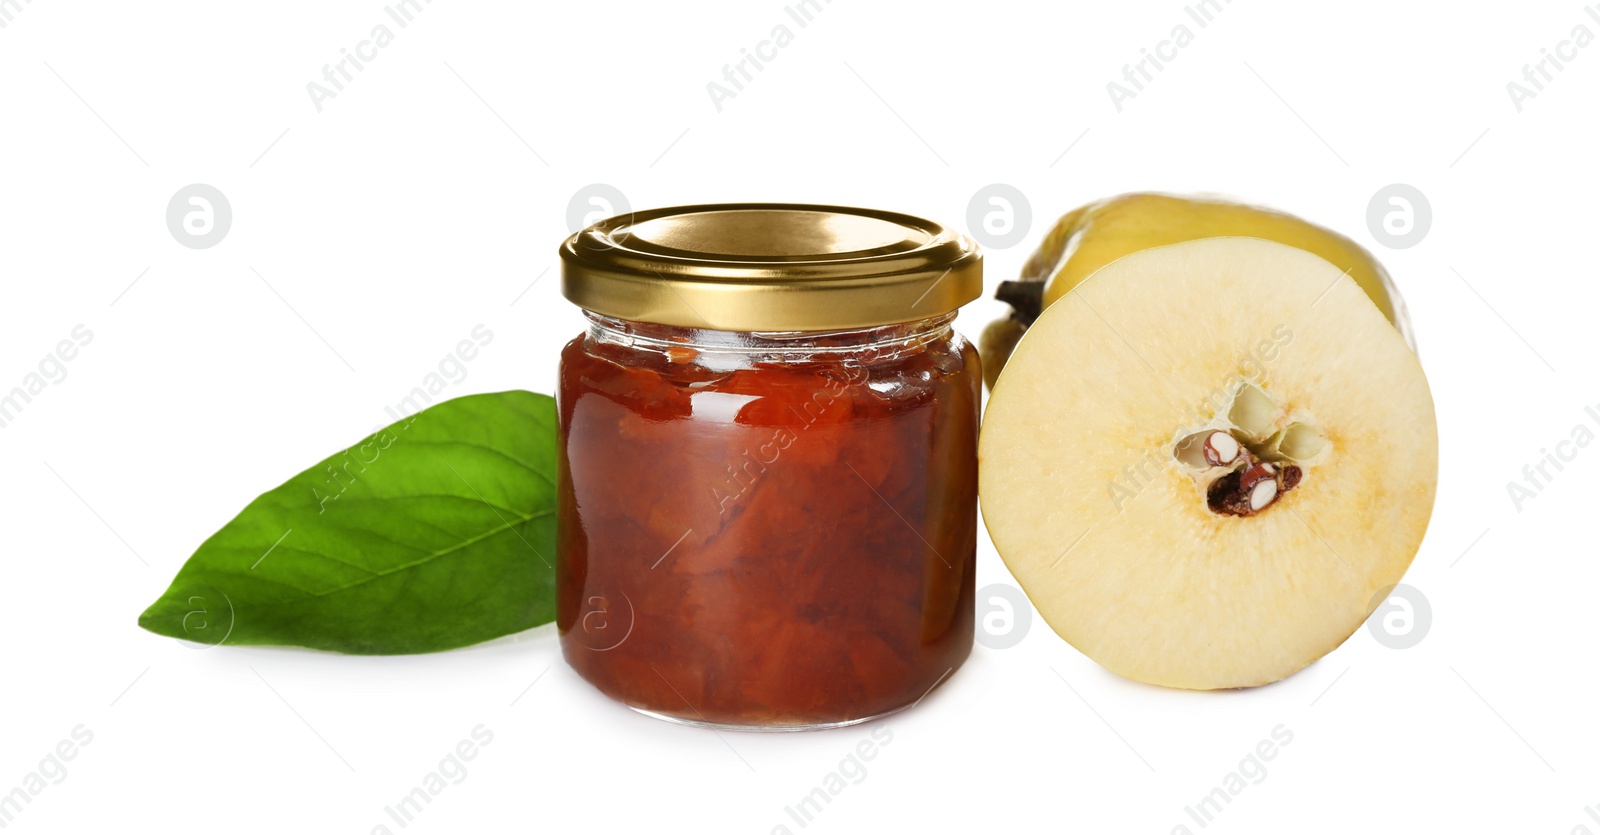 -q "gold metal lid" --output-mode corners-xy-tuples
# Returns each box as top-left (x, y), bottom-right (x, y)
(560, 203), (982, 331)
